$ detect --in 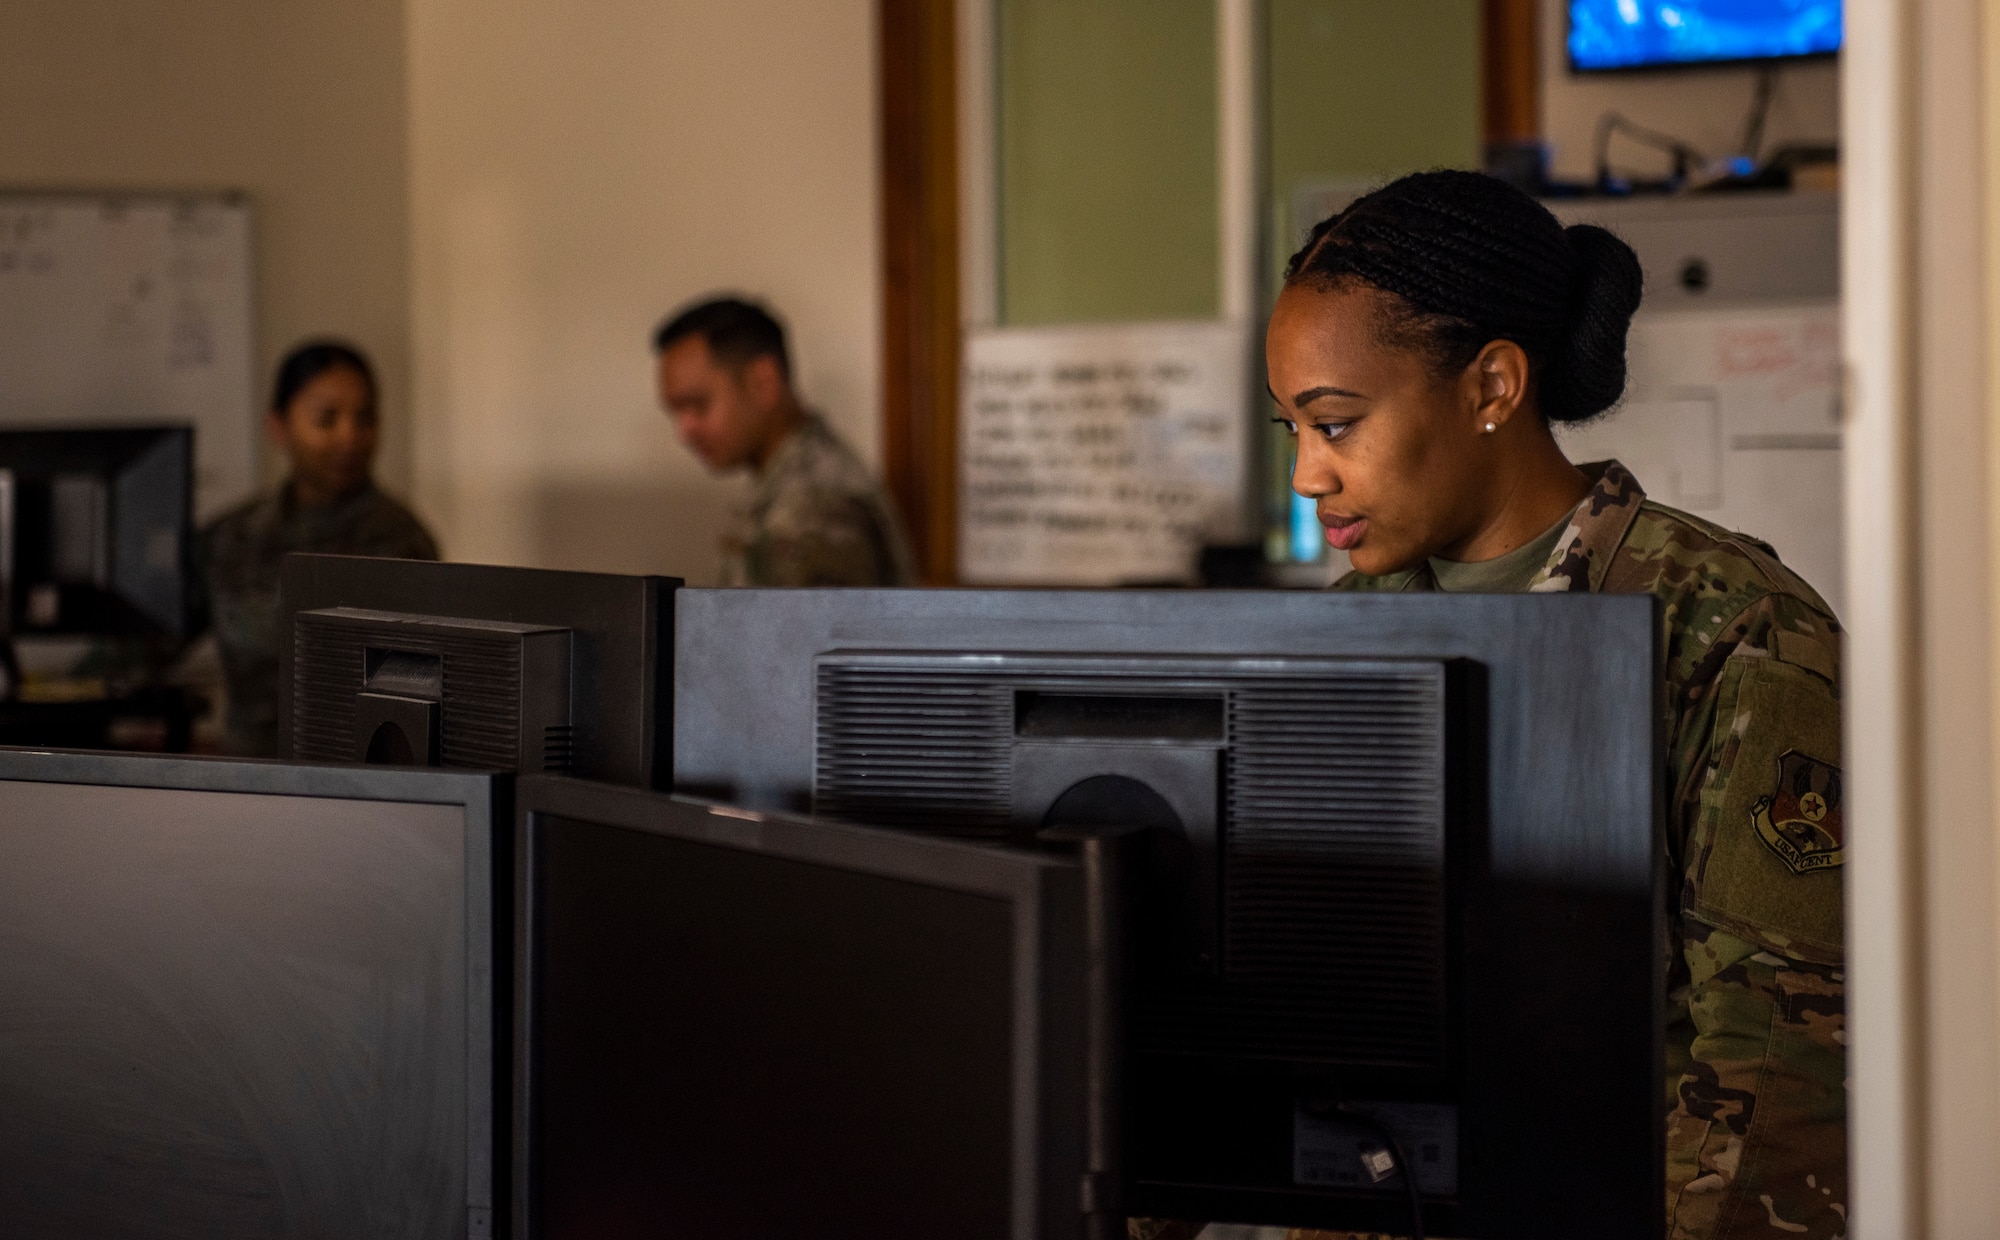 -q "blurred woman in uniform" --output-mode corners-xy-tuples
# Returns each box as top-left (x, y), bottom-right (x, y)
(197, 340), (437, 756)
